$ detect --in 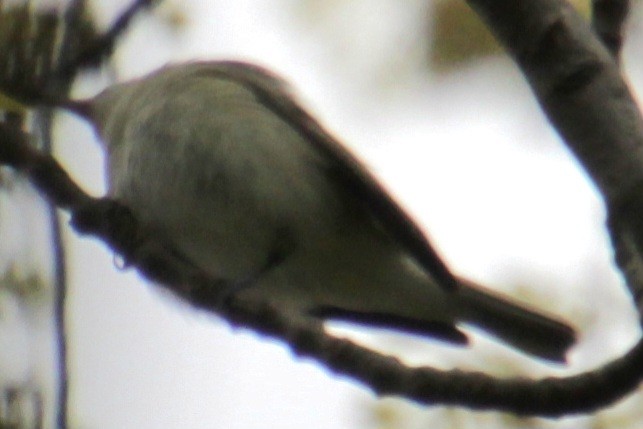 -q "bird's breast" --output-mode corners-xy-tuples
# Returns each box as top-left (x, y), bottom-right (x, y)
(103, 84), (347, 281)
